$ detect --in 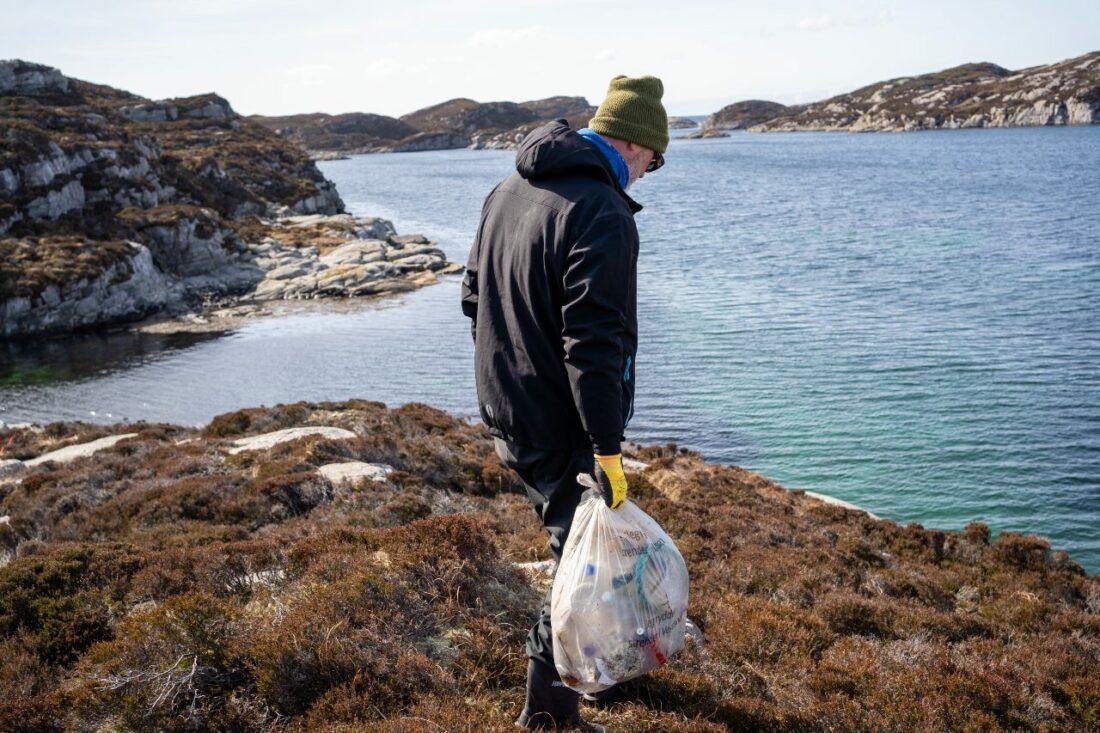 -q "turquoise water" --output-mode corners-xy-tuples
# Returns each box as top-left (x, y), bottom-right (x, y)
(2, 127), (1098, 570)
